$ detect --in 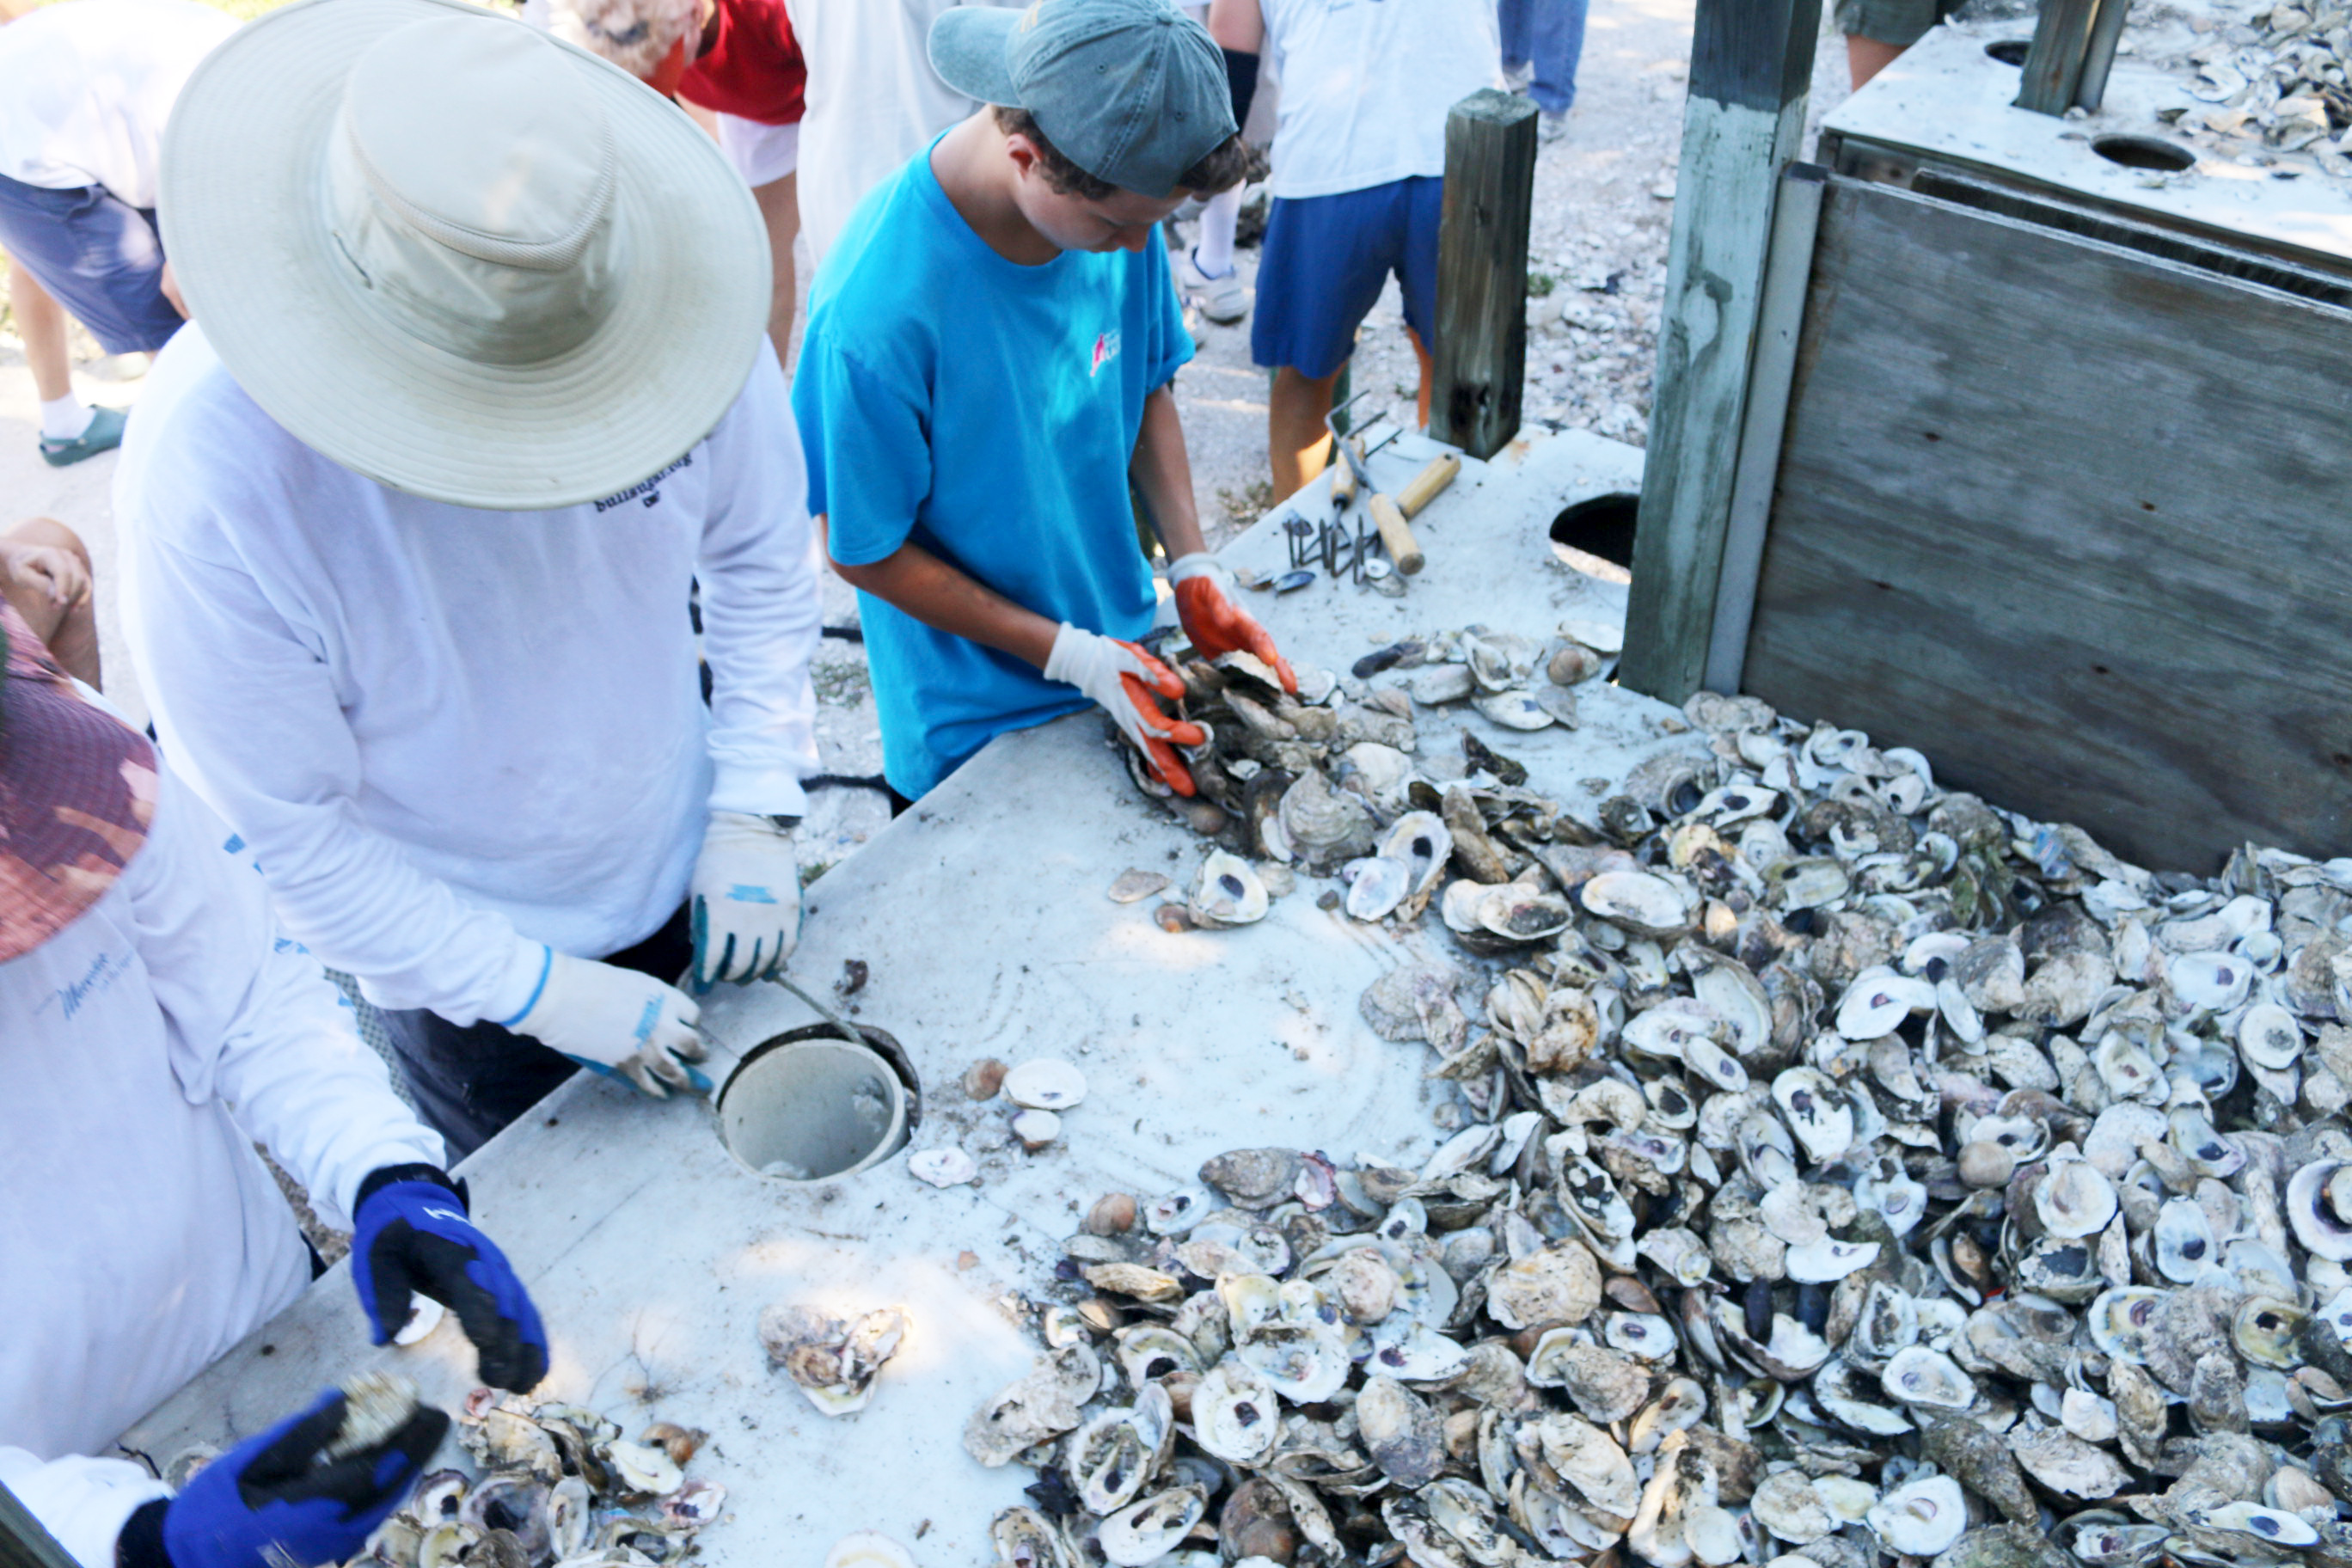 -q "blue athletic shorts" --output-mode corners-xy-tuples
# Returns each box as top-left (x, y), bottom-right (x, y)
(1251, 175), (1442, 380)
(0, 171), (182, 355)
